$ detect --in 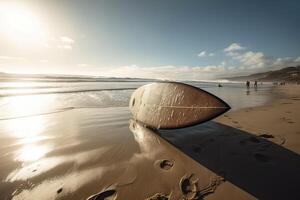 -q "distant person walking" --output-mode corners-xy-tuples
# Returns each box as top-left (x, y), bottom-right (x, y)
(254, 81), (258, 88)
(246, 81), (250, 89)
